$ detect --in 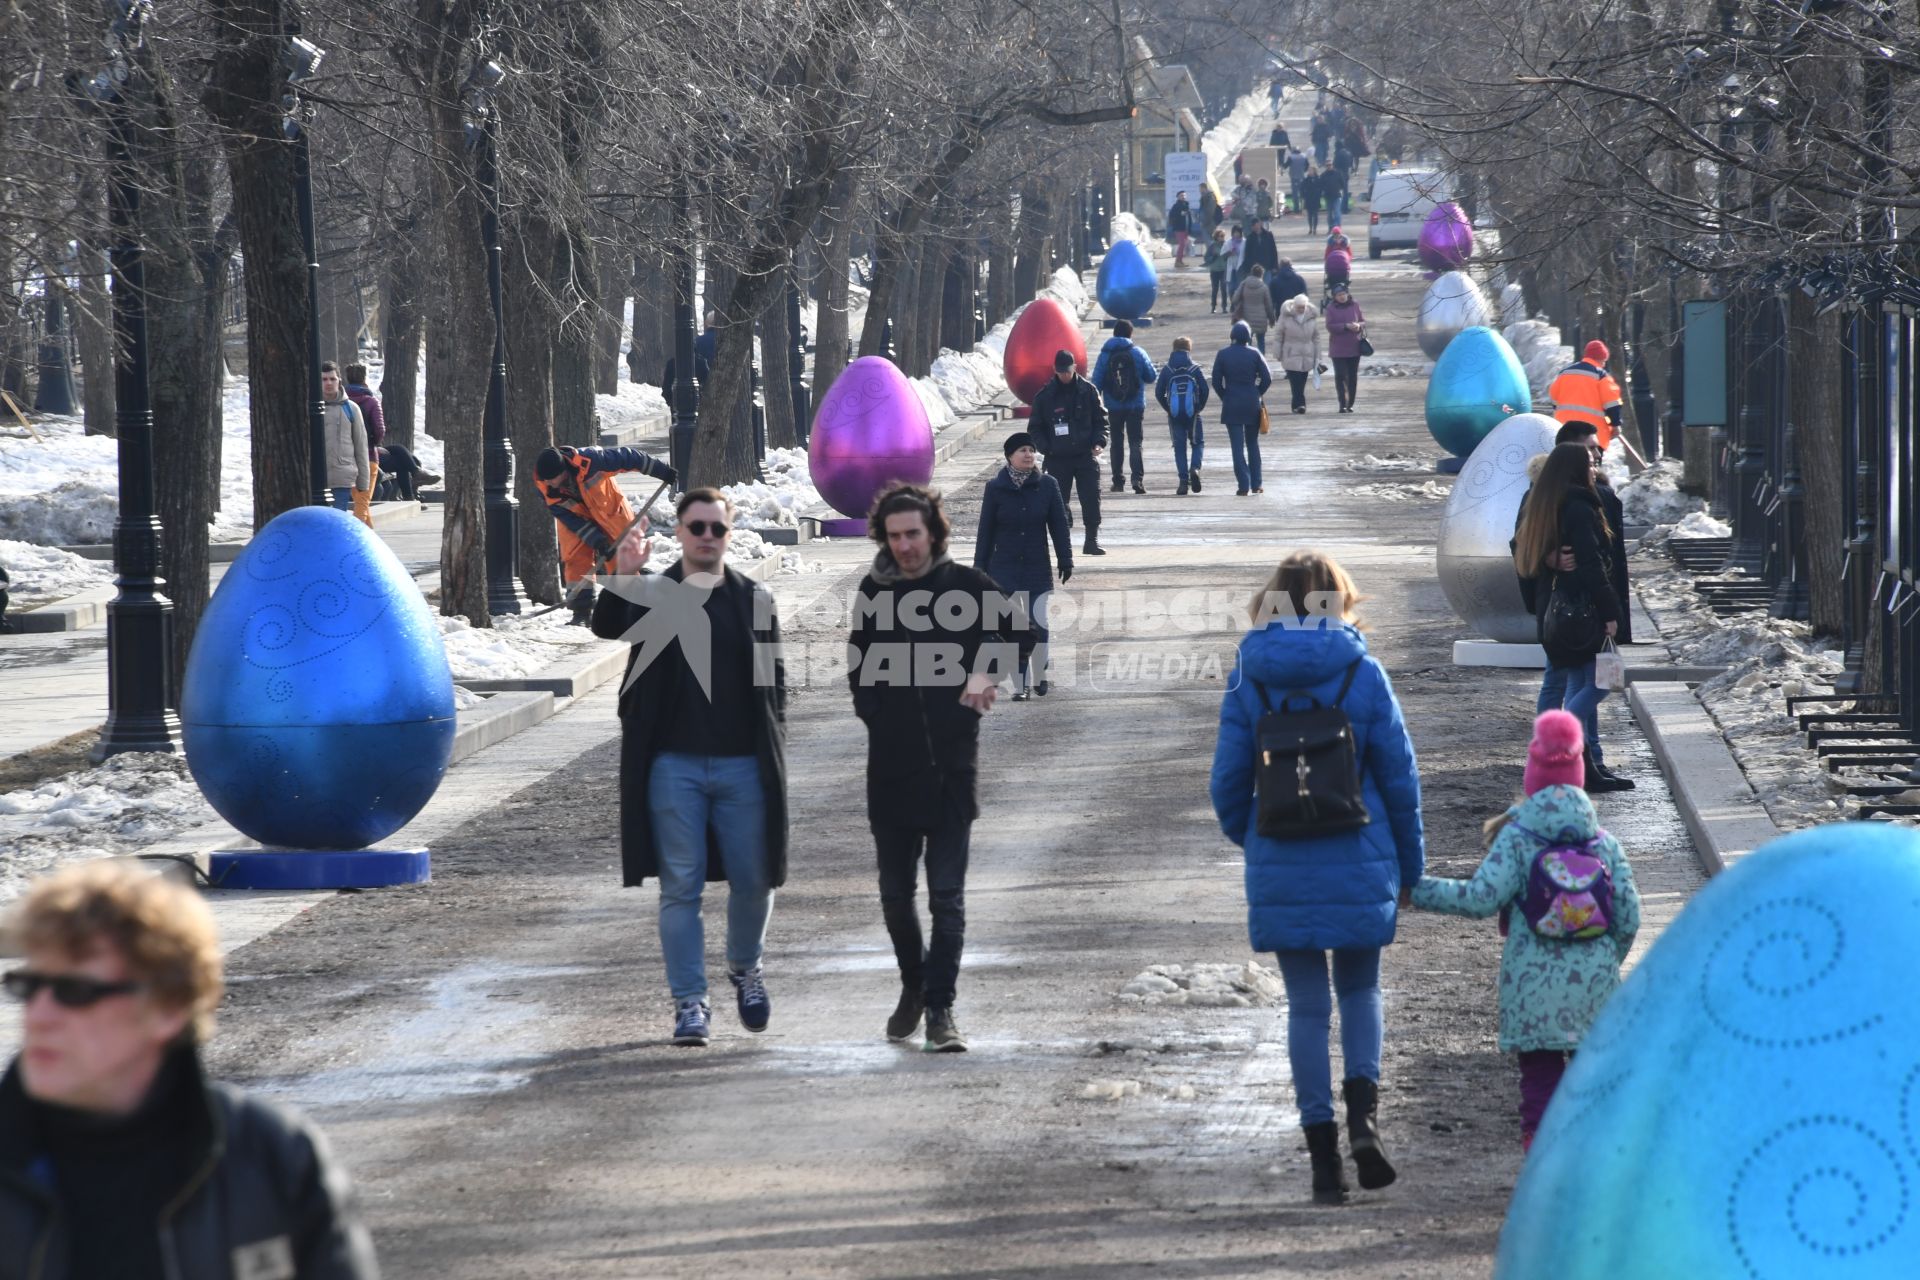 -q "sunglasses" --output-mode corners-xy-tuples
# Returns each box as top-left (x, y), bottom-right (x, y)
(682, 519), (730, 538)
(3, 969), (143, 1009)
